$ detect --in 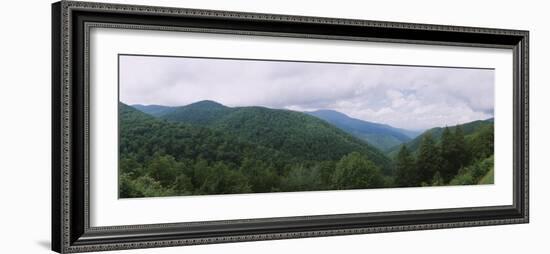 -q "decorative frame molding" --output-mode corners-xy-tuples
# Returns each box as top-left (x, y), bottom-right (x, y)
(52, 1), (529, 253)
